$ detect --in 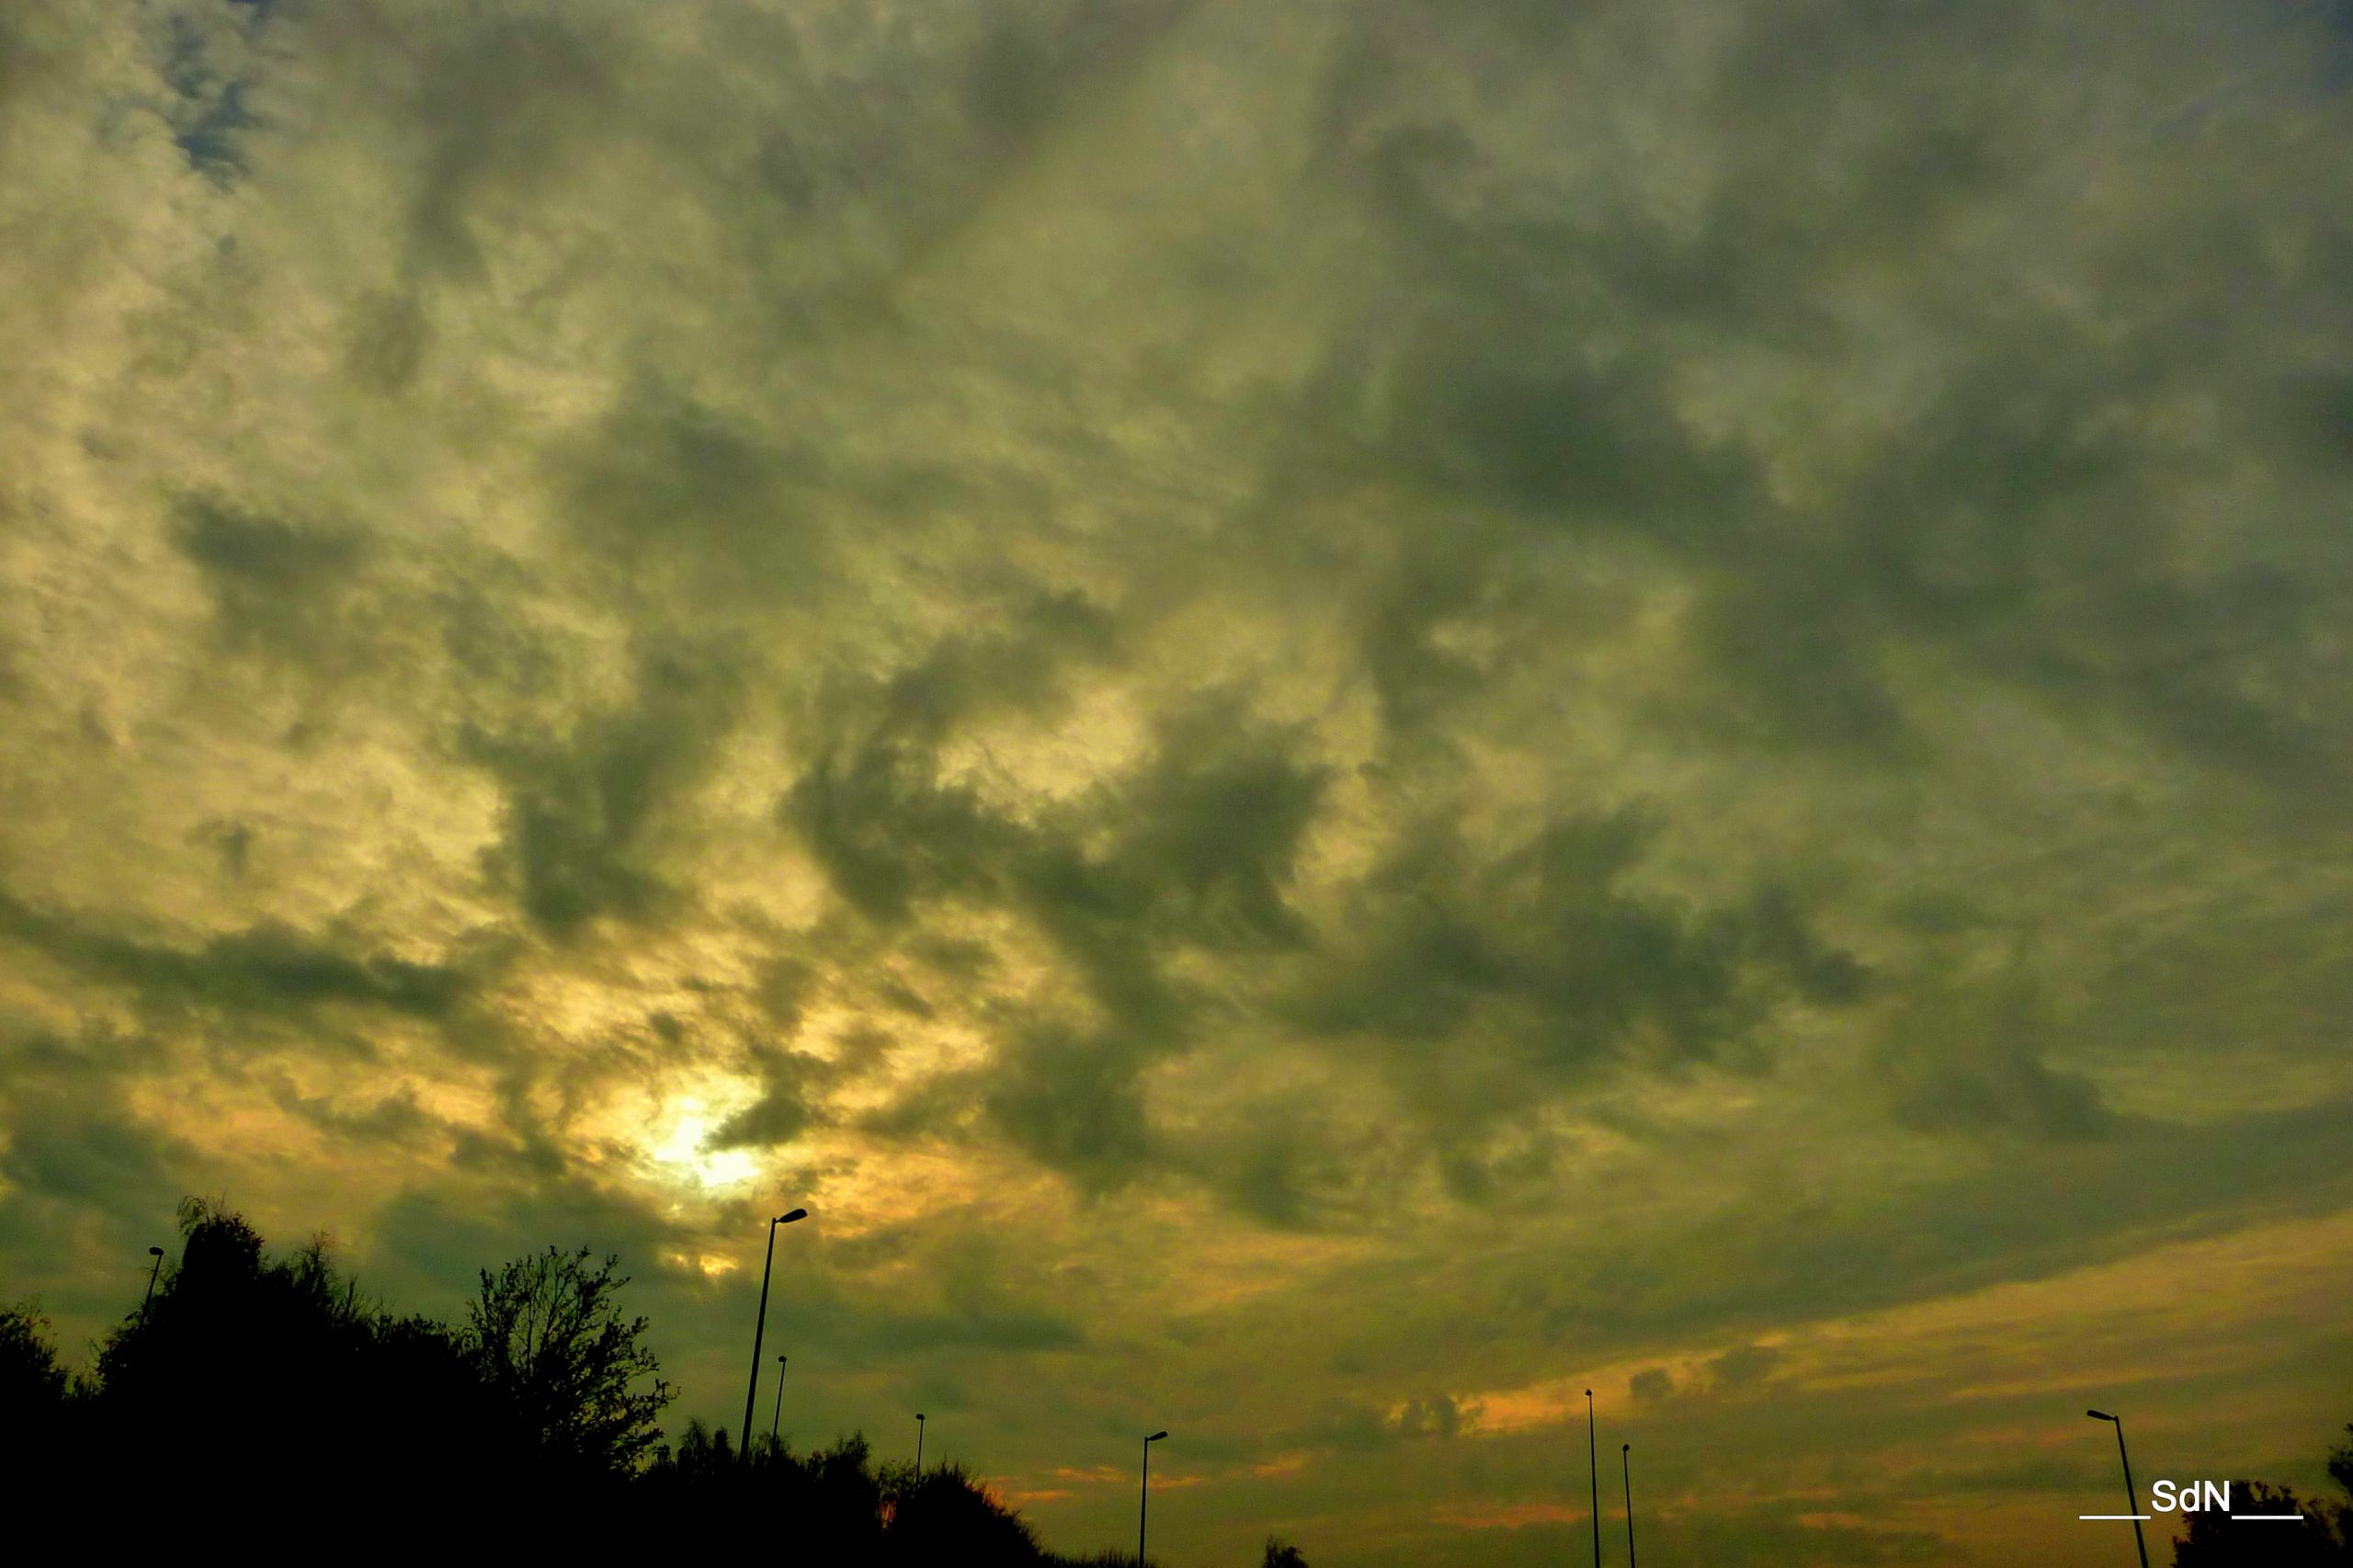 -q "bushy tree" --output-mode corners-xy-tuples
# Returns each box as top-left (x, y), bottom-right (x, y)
(2170, 1482), (2351, 1564)
(1262, 1537), (1311, 1568)
(466, 1244), (672, 1477)
(8, 1193), (1303, 1562)
(2170, 1432), (2353, 1568)
(882, 1460), (1044, 1566)
(0, 1301), (68, 1410)
(0, 1300), (72, 1474)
